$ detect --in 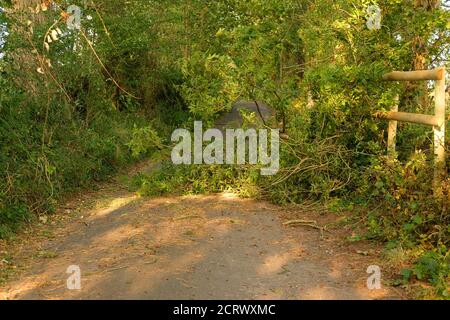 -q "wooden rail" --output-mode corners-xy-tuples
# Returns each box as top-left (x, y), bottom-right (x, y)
(376, 111), (440, 127)
(382, 68), (445, 81)
(380, 67), (446, 198)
